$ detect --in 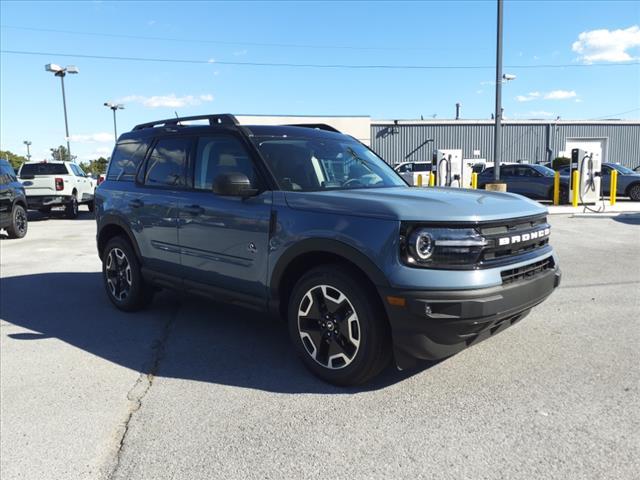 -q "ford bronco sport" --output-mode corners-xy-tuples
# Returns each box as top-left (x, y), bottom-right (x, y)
(95, 114), (561, 386)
